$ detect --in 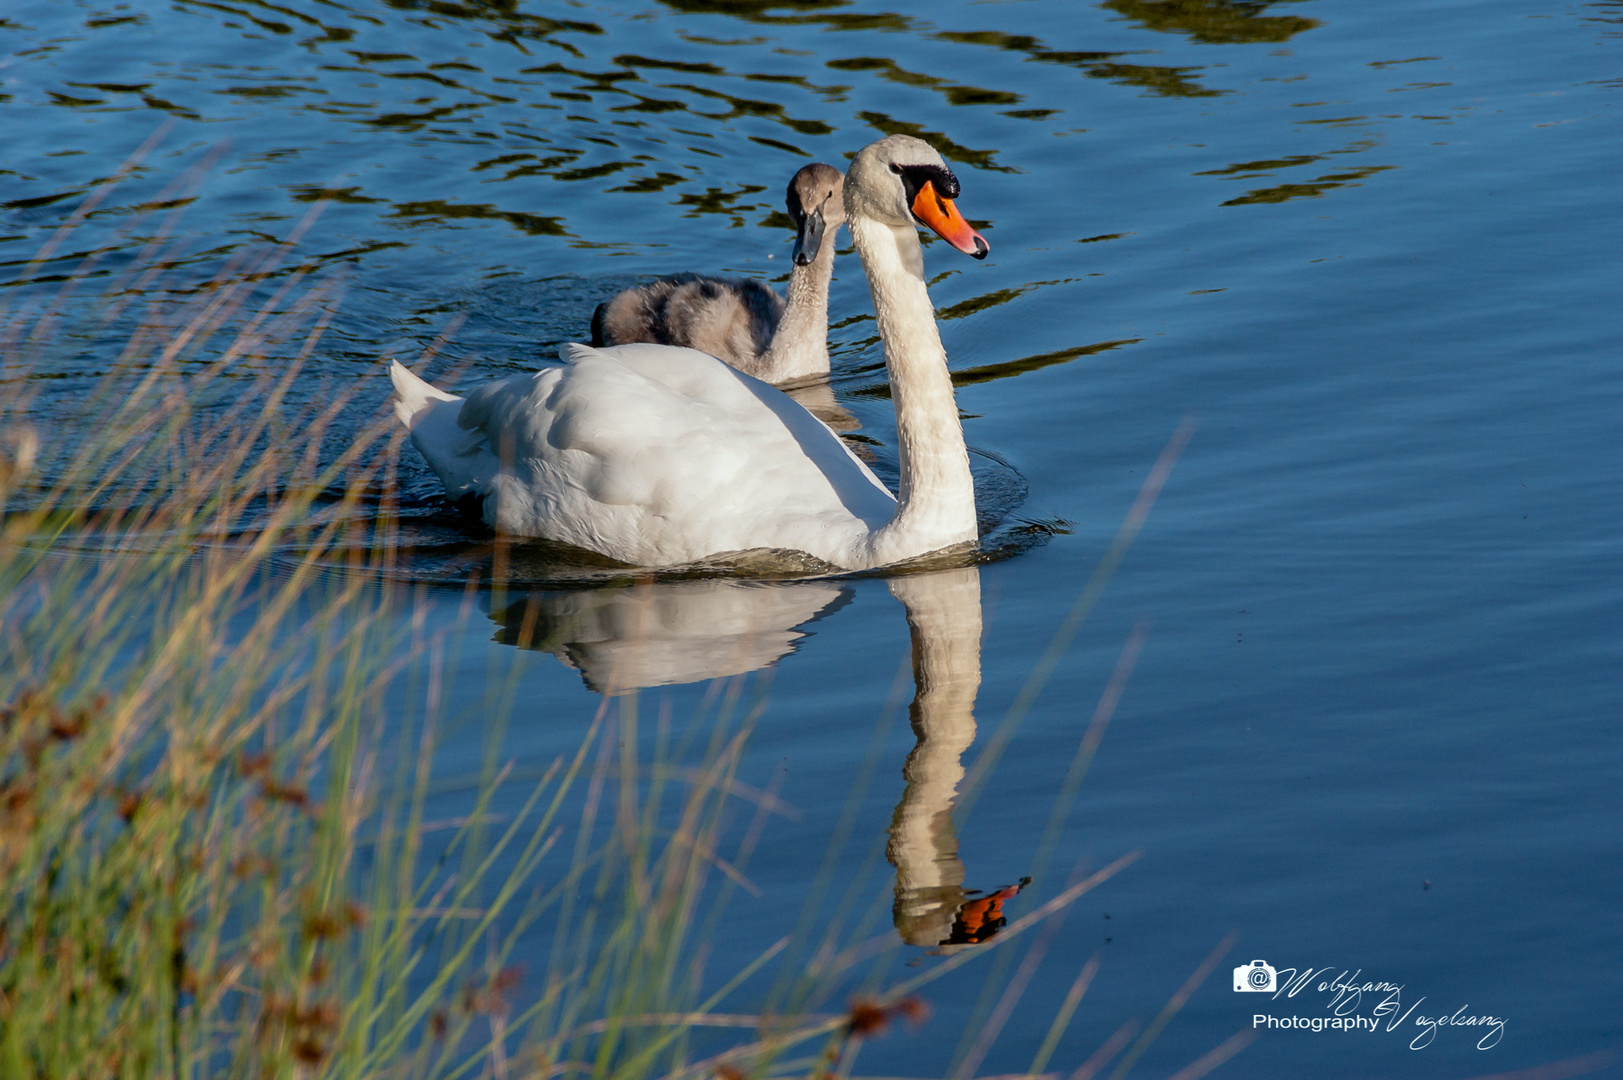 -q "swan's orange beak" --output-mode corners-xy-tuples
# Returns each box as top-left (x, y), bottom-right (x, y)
(911, 180), (989, 259)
